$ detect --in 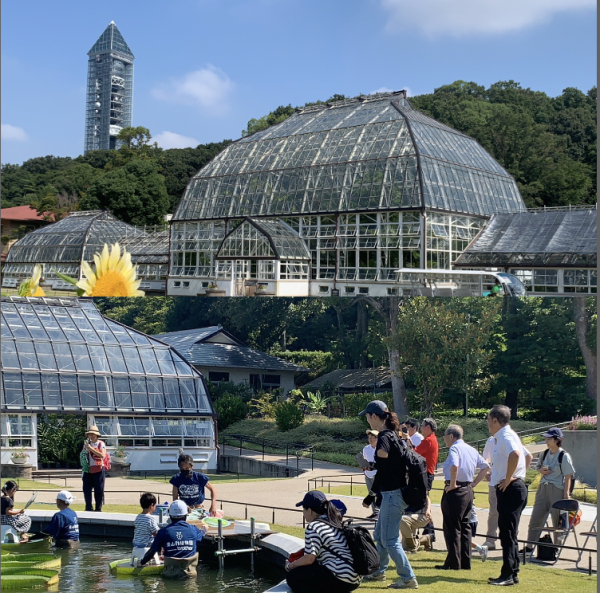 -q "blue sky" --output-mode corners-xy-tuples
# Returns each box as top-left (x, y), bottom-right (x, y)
(1, 0), (596, 165)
